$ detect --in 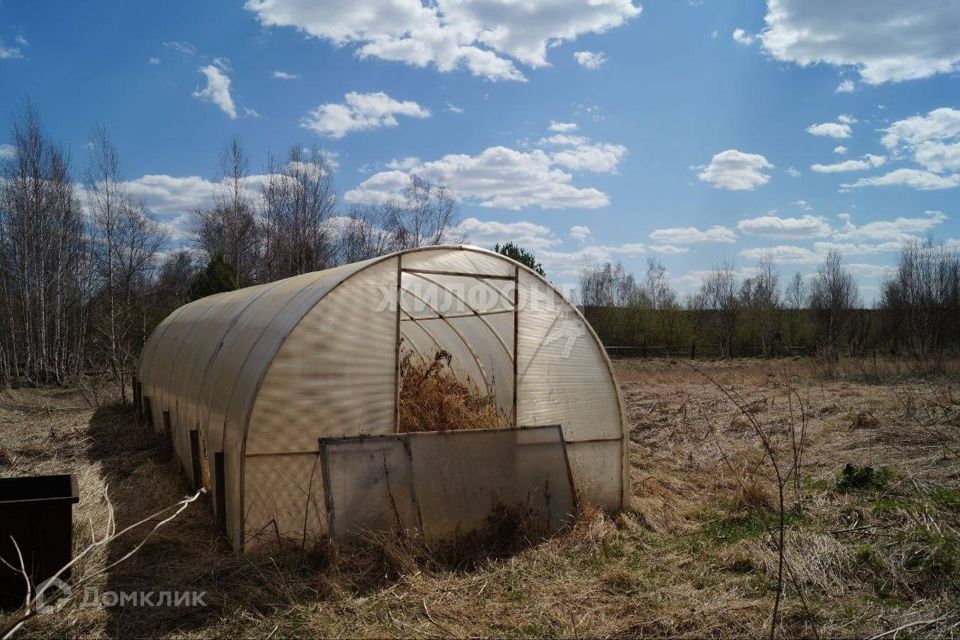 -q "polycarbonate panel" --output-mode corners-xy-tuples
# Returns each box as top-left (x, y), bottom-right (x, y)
(400, 247), (513, 278)
(320, 426), (574, 540)
(516, 270), (623, 442)
(243, 454), (325, 548)
(247, 258), (398, 453)
(319, 436), (419, 539)
(565, 440), (623, 510)
(409, 426), (575, 537)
